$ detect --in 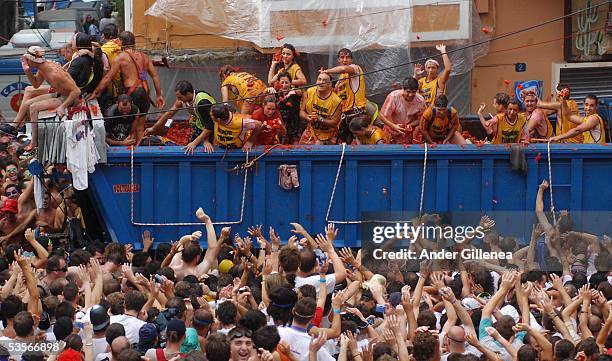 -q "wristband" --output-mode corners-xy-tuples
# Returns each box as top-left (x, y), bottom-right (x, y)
(333, 308), (342, 314)
(319, 277), (326, 283)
